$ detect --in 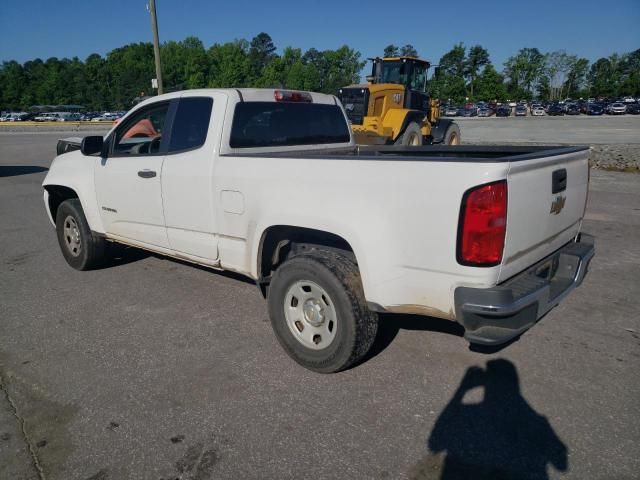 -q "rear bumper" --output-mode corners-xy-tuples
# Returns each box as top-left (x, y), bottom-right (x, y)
(454, 234), (595, 346)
